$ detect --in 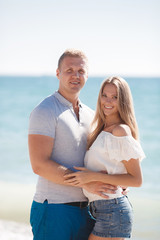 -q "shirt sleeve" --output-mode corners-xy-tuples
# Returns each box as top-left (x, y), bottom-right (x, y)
(28, 105), (57, 138)
(105, 135), (146, 162)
